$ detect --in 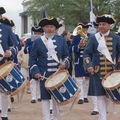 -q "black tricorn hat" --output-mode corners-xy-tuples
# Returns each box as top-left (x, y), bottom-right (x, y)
(31, 26), (44, 33)
(78, 23), (92, 28)
(39, 17), (62, 29)
(93, 22), (99, 27)
(0, 7), (6, 15)
(10, 20), (15, 27)
(96, 14), (115, 24)
(0, 17), (14, 27)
